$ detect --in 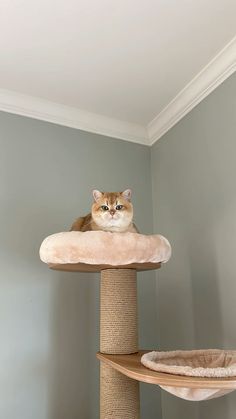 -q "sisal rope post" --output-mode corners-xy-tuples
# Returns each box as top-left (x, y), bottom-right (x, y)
(100, 269), (140, 418)
(100, 363), (139, 419)
(100, 269), (138, 354)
